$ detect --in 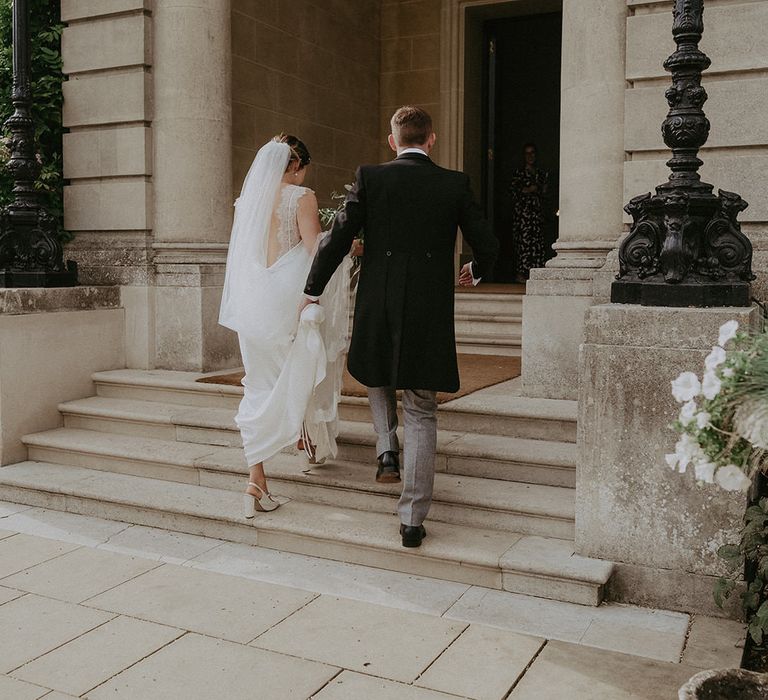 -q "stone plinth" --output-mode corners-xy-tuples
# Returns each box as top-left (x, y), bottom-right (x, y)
(0, 288), (125, 465)
(577, 303), (758, 616)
